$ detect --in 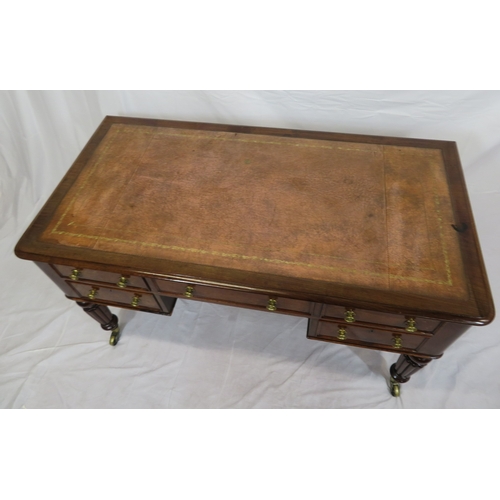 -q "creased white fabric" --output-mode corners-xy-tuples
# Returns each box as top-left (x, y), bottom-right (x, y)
(1, 90), (499, 408)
